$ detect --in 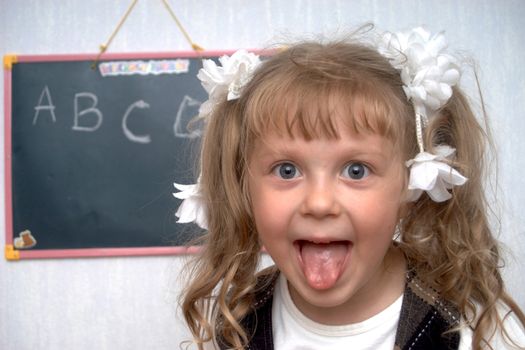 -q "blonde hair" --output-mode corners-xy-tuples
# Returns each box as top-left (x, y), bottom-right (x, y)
(181, 38), (525, 349)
